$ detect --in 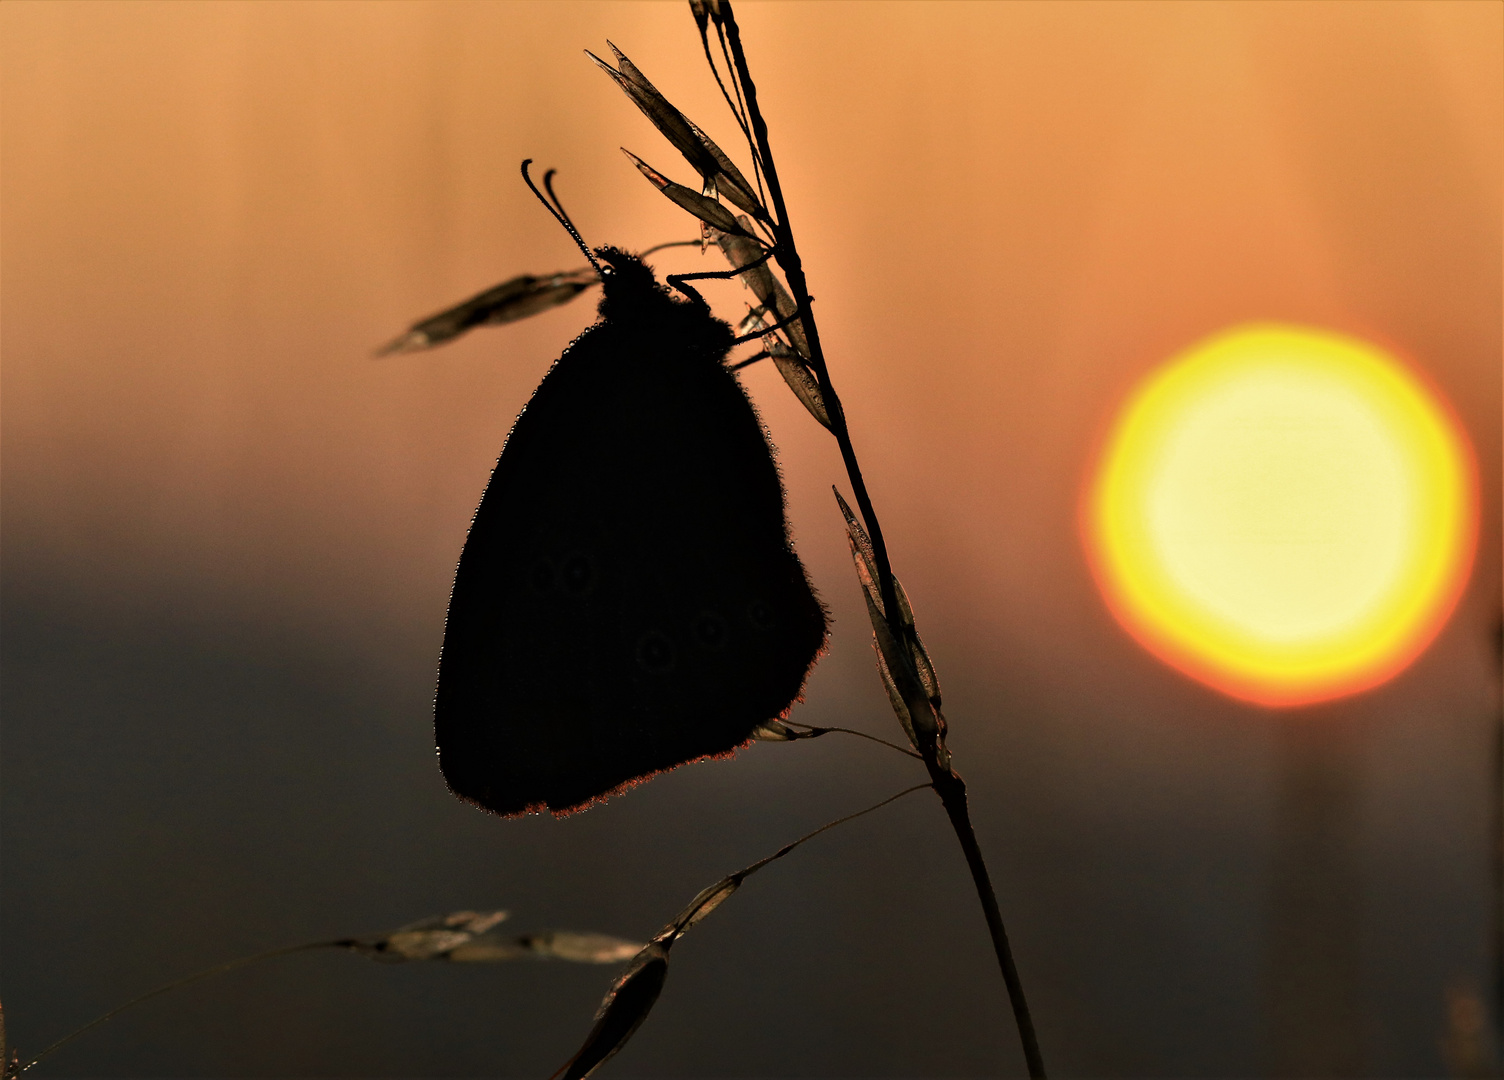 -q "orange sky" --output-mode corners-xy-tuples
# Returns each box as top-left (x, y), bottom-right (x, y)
(4, 3), (1496, 695)
(2, 5), (1500, 1072)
